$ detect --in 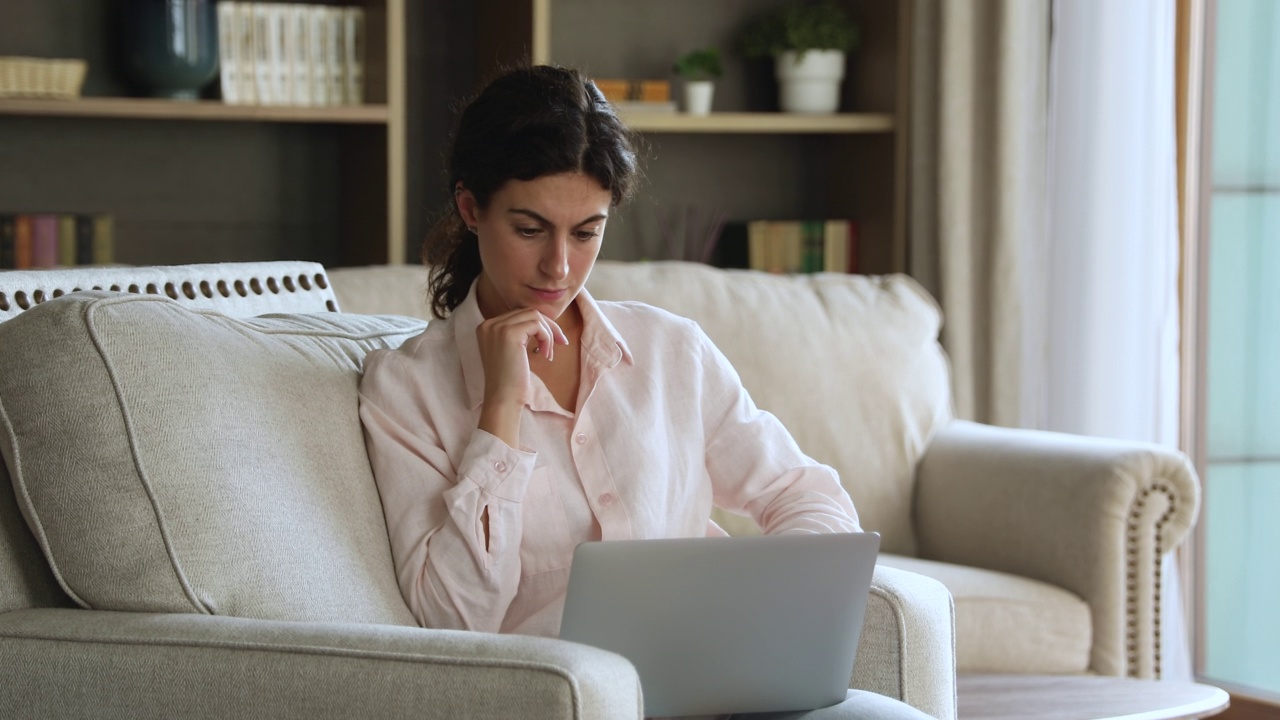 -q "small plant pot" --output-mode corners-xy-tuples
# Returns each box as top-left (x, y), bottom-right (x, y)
(683, 80), (715, 116)
(775, 49), (846, 114)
